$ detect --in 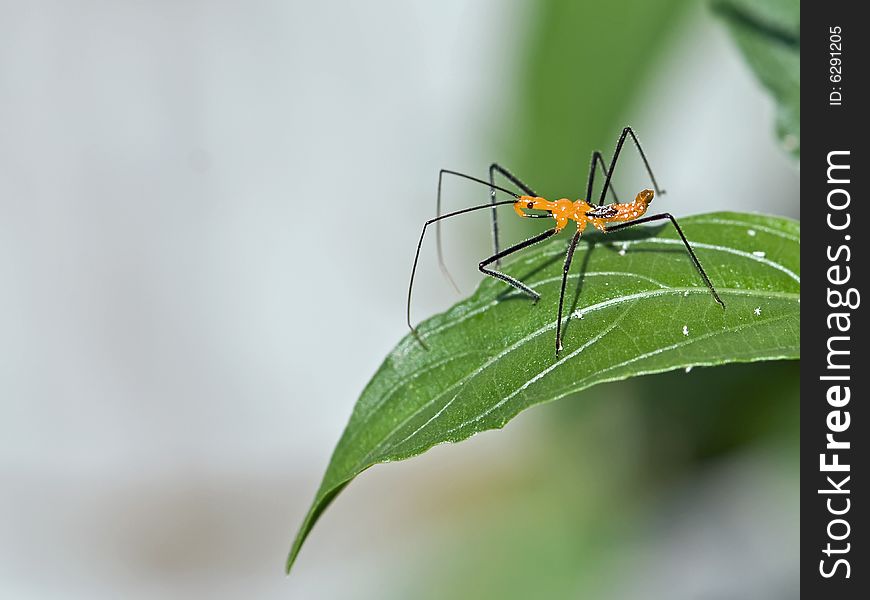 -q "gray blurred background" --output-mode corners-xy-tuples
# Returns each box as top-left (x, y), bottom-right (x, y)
(1, 1), (798, 598)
